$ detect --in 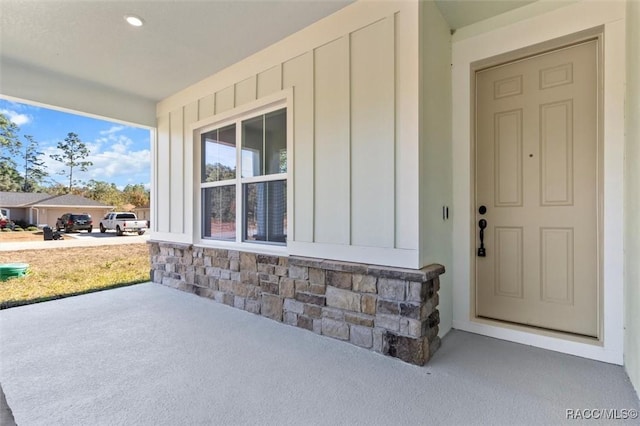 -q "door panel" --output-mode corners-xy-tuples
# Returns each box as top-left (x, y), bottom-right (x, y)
(475, 40), (599, 337)
(494, 227), (523, 298)
(494, 110), (523, 206)
(540, 227), (574, 305)
(540, 100), (573, 206)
